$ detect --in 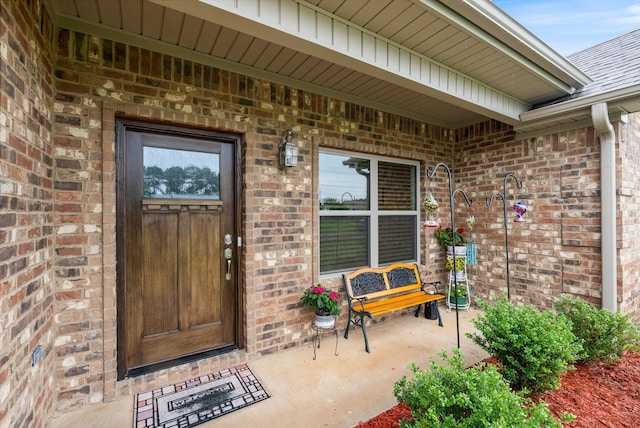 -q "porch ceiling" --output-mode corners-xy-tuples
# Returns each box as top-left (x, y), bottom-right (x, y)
(44, 0), (591, 129)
